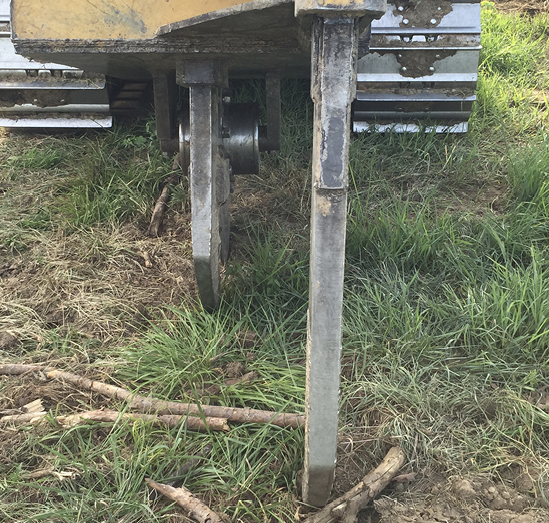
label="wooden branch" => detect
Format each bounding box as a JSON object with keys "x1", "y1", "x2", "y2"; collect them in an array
[
  {"x1": 0, "y1": 408, "x2": 228, "y2": 432},
  {"x1": 0, "y1": 398, "x2": 44, "y2": 417},
  {"x1": 0, "y1": 411, "x2": 47, "y2": 425},
  {"x1": 56, "y1": 409, "x2": 229, "y2": 432},
  {"x1": 0, "y1": 364, "x2": 304, "y2": 429},
  {"x1": 148, "y1": 173, "x2": 179, "y2": 237},
  {"x1": 0, "y1": 364, "x2": 43, "y2": 375},
  {"x1": 307, "y1": 447, "x2": 406, "y2": 523},
  {"x1": 145, "y1": 478, "x2": 223, "y2": 523}
]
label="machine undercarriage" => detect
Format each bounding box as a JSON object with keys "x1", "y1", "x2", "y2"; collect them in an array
[{"x1": 6, "y1": 0, "x2": 481, "y2": 507}]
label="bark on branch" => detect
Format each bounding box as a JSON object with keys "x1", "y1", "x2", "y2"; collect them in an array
[
  {"x1": 145, "y1": 478, "x2": 223, "y2": 523},
  {"x1": 57, "y1": 409, "x2": 229, "y2": 431},
  {"x1": 307, "y1": 447, "x2": 406, "y2": 523},
  {"x1": 0, "y1": 364, "x2": 304, "y2": 429},
  {"x1": 0, "y1": 408, "x2": 229, "y2": 432}
]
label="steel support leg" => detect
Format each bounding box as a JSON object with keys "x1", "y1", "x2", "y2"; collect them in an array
[
  {"x1": 185, "y1": 63, "x2": 231, "y2": 311},
  {"x1": 303, "y1": 16, "x2": 359, "y2": 508}
]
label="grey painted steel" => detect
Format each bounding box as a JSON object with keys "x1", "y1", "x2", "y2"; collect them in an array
[
  {"x1": 0, "y1": 5, "x2": 111, "y2": 128},
  {"x1": 259, "y1": 72, "x2": 281, "y2": 153},
  {"x1": 222, "y1": 103, "x2": 260, "y2": 175},
  {"x1": 0, "y1": 115, "x2": 112, "y2": 127},
  {"x1": 295, "y1": 0, "x2": 386, "y2": 16},
  {"x1": 371, "y1": 2, "x2": 480, "y2": 33},
  {"x1": 183, "y1": 62, "x2": 231, "y2": 311},
  {"x1": 178, "y1": 102, "x2": 259, "y2": 176},
  {"x1": 355, "y1": 1, "x2": 480, "y2": 133},
  {"x1": 153, "y1": 72, "x2": 179, "y2": 154},
  {"x1": 354, "y1": 121, "x2": 468, "y2": 132},
  {"x1": 303, "y1": 16, "x2": 358, "y2": 508}
]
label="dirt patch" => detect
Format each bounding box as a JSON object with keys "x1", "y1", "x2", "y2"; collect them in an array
[
  {"x1": 438, "y1": 182, "x2": 508, "y2": 217},
  {"x1": 0, "y1": 331, "x2": 19, "y2": 351},
  {"x1": 0, "y1": 216, "x2": 197, "y2": 350},
  {"x1": 371, "y1": 474, "x2": 547, "y2": 522},
  {"x1": 494, "y1": 0, "x2": 547, "y2": 15}
]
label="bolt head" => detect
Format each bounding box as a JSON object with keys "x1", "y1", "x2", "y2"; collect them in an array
[
  {"x1": 398, "y1": 54, "x2": 403, "y2": 59},
  {"x1": 397, "y1": 5, "x2": 404, "y2": 11},
  {"x1": 435, "y1": 54, "x2": 441, "y2": 59},
  {"x1": 429, "y1": 67, "x2": 435, "y2": 72},
  {"x1": 401, "y1": 67, "x2": 407, "y2": 72},
  {"x1": 403, "y1": 18, "x2": 409, "y2": 24},
  {"x1": 430, "y1": 18, "x2": 437, "y2": 24}
]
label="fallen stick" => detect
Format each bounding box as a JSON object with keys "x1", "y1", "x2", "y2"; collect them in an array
[
  {"x1": 148, "y1": 173, "x2": 179, "y2": 237},
  {"x1": 0, "y1": 411, "x2": 47, "y2": 425},
  {"x1": 307, "y1": 447, "x2": 406, "y2": 523},
  {"x1": 0, "y1": 408, "x2": 228, "y2": 432},
  {"x1": 0, "y1": 398, "x2": 44, "y2": 417},
  {"x1": 57, "y1": 409, "x2": 229, "y2": 432},
  {"x1": 0, "y1": 364, "x2": 304, "y2": 429},
  {"x1": 146, "y1": 478, "x2": 223, "y2": 523}
]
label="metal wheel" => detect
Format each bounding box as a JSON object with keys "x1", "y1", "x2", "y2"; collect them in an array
[{"x1": 187, "y1": 83, "x2": 231, "y2": 311}]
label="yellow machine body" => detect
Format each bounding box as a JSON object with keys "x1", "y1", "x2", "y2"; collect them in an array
[{"x1": 12, "y1": 0, "x2": 255, "y2": 40}]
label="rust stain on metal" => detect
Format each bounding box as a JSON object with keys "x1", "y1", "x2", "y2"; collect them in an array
[{"x1": 316, "y1": 194, "x2": 333, "y2": 217}]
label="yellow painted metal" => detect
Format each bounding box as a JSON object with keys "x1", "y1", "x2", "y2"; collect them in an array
[{"x1": 12, "y1": 0, "x2": 256, "y2": 40}]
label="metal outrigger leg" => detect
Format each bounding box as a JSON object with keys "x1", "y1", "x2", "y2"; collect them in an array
[{"x1": 302, "y1": 15, "x2": 360, "y2": 508}]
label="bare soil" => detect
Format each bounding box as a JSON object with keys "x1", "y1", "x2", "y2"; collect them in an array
[{"x1": 495, "y1": 0, "x2": 547, "y2": 14}]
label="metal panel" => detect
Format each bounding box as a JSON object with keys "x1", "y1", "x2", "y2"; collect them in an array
[
  {"x1": 12, "y1": 0, "x2": 288, "y2": 40},
  {"x1": 0, "y1": 0, "x2": 9, "y2": 21},
  {"x1": 371, "y1": 2, "x2": 481, "y2": 33},
  {"x1": 354, "y1": 121, "x2": 469, "y2": 132},
  {"x1": 355, "y1": 0, "x2": 480, "y2": 132},
  {"x1": 0, "y1": 114, "x2": 112, "y2": 128}
]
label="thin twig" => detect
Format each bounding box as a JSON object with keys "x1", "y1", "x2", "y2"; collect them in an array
[
  {"x1": 148, "y1": 173, "x2": 179, "y2": 237},
  {"x1": 145, "y1": 478, "x2": 223, "y2": 523}
]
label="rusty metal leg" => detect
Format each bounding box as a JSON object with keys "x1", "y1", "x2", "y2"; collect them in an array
[
  {"x1": 303, "y1": 16, "x2": 359, "y2": 508},
  {"x1": 184, "y1": 63, "x2": 231, "y2": 311}
]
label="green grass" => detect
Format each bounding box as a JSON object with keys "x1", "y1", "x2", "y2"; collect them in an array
[{"x1": 2, "y1": 4, "x2": 549, "y2": 522}]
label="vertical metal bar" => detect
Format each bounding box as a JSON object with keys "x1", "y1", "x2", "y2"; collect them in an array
[
  {"x1": 153, "y1": 72, "x2": 178, "y2": 154},
  {"x1": 266, "y1": 72, "x2": 281, "y2": 152},
  {"x1": 189, "y1": 83, "x2": 221, "y2": 311},
  {"x1": 303, "y1": 16, "x2": 359, "y2": 508}
]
